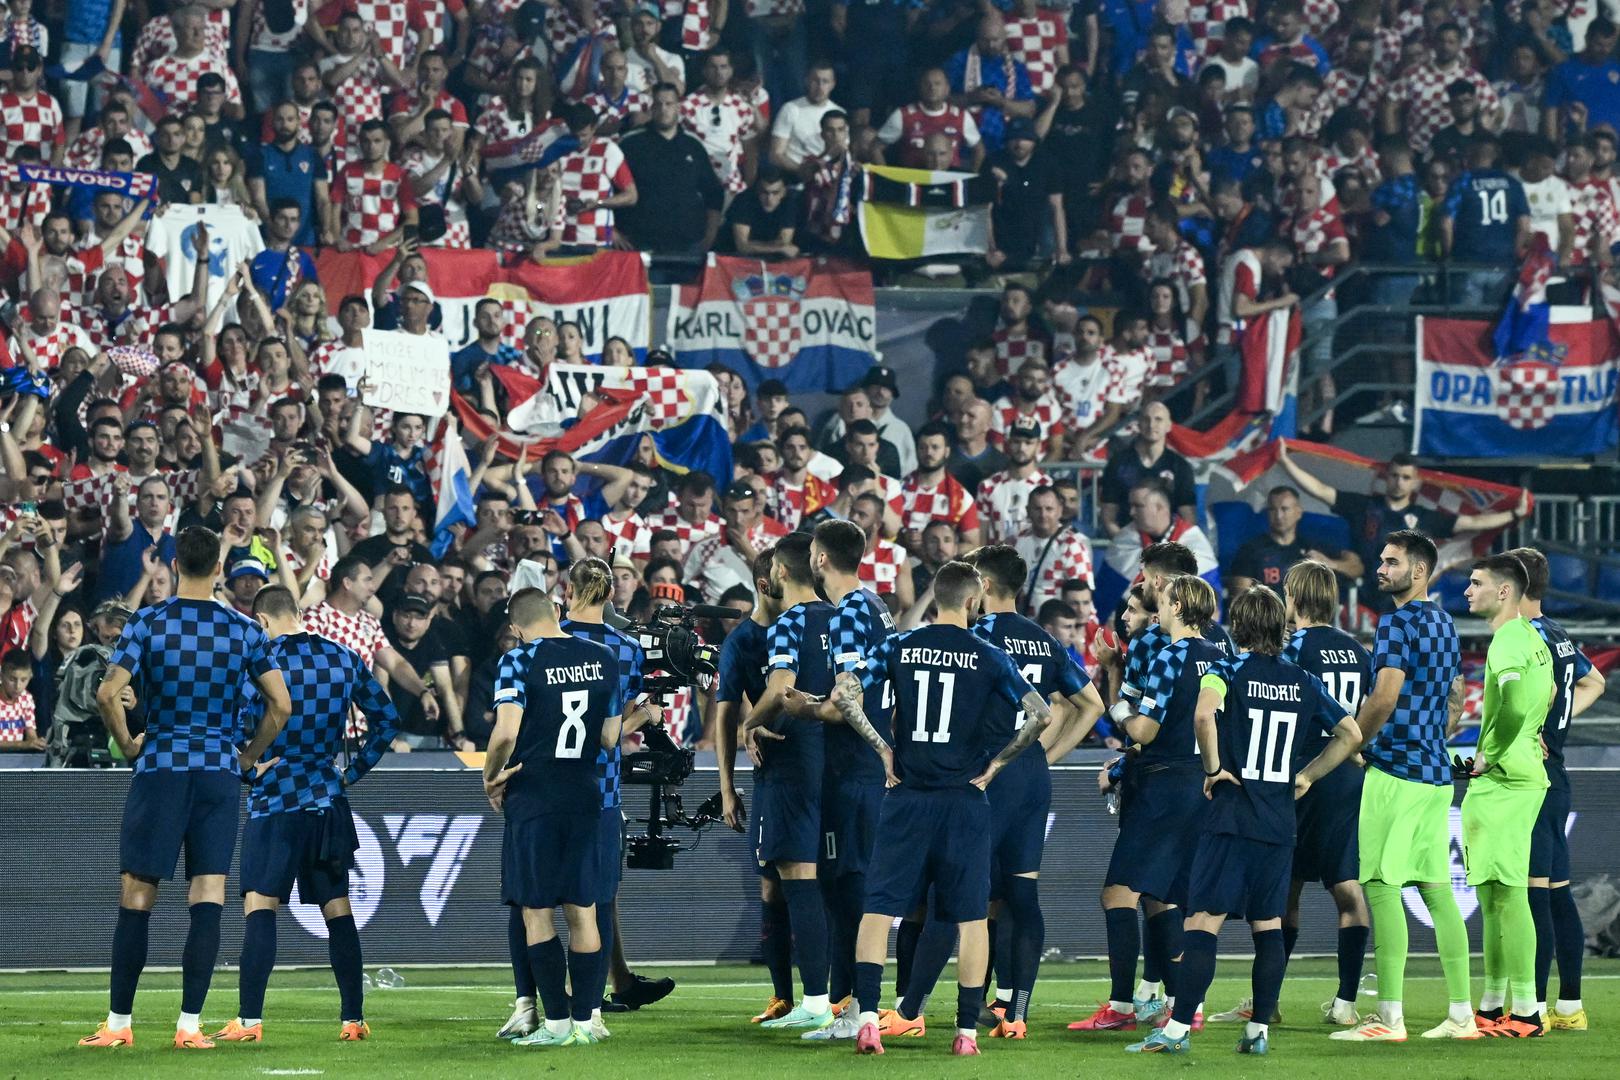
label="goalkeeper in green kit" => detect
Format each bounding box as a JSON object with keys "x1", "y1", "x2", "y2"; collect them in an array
[{"x1": 1461, "y1": 554, "x2": 1555, "y2": 1039}]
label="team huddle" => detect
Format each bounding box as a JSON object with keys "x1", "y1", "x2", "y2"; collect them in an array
[{"x1": 73, "y1": 519, "x2": 1601, "y2": 1058}]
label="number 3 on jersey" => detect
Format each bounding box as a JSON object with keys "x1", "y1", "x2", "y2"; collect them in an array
[
  {"x1": 911, "y1": 670, "x2": 957, "y2": 743},
  {"x1": 555, "y1": 689, "x2": 589, "y2": 759}
]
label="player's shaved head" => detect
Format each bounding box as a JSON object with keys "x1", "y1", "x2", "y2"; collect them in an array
[
  {"x1": 812, "y1": 519, "x2": 866, "y2": 574},
  {"x1": 965, "y1": 544, "x2": 1025, "y2": 599},
  {"x1": 1163, "y1": 575, "x2": 1216, "y2": 633},
  {"x1": 1228, "y1": 585, "x2": 1287, "y2": 655},
  {"x1": 932, "y1": 561, "x2": 984, "y2": 613},
  {"x1": 568, "y1": 557, "x2": 613, "y2": 606},
  {"x1": 1284, "y1": 559, "x2": 1339, "y2": 626},
  {"x1": 1473, "y1": 553, "x2": 1529, "y2": 598},
  {"x1": 508, "y1": 586, "x2": 556, "y2": 629},
  {"x1": 175, "y1": 525, "x2": 222, "y2": 579},
  {"x1": 1507, "y1": 546, "x2": 1549, "y2": 600},
  {"x1": 774, "y1": 532, "x2": 817, "y2": 587},
  {"x1": 252, "y1": 585, "x2": 300, "y2": 622}
]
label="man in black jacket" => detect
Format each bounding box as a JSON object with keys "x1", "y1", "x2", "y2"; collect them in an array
[{"x1": 617, "y1": 83, "x2": 725, "y2": 255}]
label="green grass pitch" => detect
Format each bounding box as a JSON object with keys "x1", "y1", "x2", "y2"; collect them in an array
[{"x1": 4, "y1": 957, "x2": 1616, "y2": 1078}]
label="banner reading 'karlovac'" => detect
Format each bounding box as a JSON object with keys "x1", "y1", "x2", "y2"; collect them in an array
[
  {"x1": 666, "y1": 255, "x2": 876, "y2": 392},
  {"x1": 1415, "y1": 312, "x2": 1619, "y2": 458}
]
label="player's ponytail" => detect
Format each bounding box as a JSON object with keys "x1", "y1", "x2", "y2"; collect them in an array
[{"x1": 569, "y1": 556, "x2": 614, "y2": 607}]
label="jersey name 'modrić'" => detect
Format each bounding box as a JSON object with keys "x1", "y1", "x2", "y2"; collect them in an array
[
  {"x1": 547, "y1": 661, "x2": 605, "y2": 685},
  {"x1": 901, "y1": 647, "x2": 981, "y2": 668},
  {"x1": 1245, "y1": 681, "x2": 1302, "y2": 703}
]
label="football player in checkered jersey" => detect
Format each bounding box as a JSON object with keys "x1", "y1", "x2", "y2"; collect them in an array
[
  {"x1": 976, "y1": 417, "x2": 1052, "y2": 544},
  {"x1": 212, "y1": 586, "x2": 400, "y2": 1045},
  {"x1": 80, "y1": 526, "x2": 292, "y2": 1051},
  {"x1": 1331, "y1": 530, "x2": 1476, "y2": 1043},
  {"x1": 770, "y1": 519, "x2": 899, "y2": 1041}
]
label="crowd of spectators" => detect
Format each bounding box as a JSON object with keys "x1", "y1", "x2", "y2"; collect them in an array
[{"x1": 0, "y1": 0, "x2": 1609, "y2": 756}]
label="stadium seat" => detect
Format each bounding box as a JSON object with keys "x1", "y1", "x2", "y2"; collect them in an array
[
  {"x1": 1544, "y1": 555, "x2": 1590, "y2": 617},
  {"x1": 1433, "y1": 570, "x2": 1471, "y2": 615}
]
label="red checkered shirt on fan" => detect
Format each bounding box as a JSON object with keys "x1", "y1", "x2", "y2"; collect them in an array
[
  {"x1": 0, "y1": 88, "x2": 65, "y2": 161},
  {"x1": 0, "y1": 688, "x2": 37, "y2": 745},
  {"x1": 858, "y1": 537, "x2": 907, "y2": 597},
  {"x1": 897, "y1": 472, "x2": 981, "y2": 537},
  {"x1": 642, "y1": 507, "x2": 725, "y2": 562},
  {"x1": 333, "y1": 159, "x2": 417, "y2": 248},
  {"x1": 976, "y1": 467, "x2": 1055, "y2": 545},
  {"x1": 555, "y1": 137, "x2": 635, "y2": 247}
]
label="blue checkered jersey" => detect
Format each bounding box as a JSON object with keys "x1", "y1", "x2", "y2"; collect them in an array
[
  {"x1": 717, "y1": 618, "x2": 771, "y2": 706},
  {"x1": 1200, "y1": 652, "x2": 1349, "y2": 845},
  {"x1": 109, "y1": 598, "x2": 278, "y2": 774},
  {"x1": 827, "y1": 587, "x2": 897, "y2": 785},
  {"x1": 1367, "y1": 599, "x2": 1460, "y2": 785},
  {"x1": 246, "y1": 634, "x2": 399, "y2": 818},
  {"x1": 860, "y1": 623, "x2": 1035, "y2": 790},
  {"x1": 1284, "y1": 626, "x2": 1372, "y2": 766},
  {"x1": 760, "y1": 601, "x2": 834, "y2": 784},
  {"x1": 1123, "y1": 621, "x2": 1232, "y2": 701},
  {"x1": 1532, "y1": 616, "x2": 1595, "y2": 791},
  {"x1": 494, "y1": 635, "x2": 622, "y2": 821},
  {"x1": 563, "y1": 619, "x2": 645, "y2": 811},
  {"x1": 974, "y1": 611, "x2": 1088, "y2": 786},
  {"x1": 1136, "y1": 636, "x2": 1227, "y2": 768}
]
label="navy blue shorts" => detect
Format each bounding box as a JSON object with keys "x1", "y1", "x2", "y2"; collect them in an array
[
  {"x1": 1293, "y1": 768, "x2": 1362, "y2": 885},
  {"x1": 1188, "y1": 833, "x2": 1293, "y2": 921},
  {"x1": 1530, "y1": 785, "x2": 1572, "y2": 882},
  {"x1": 755, "y1": 777, "x2": 822, "y2": 871},
  {"x1": 866, "y1": 787, "x2": 991, "y2": 924},
  {"x1": 120, "y1": 768, "x2": 241, "y2": 881},
  {"x1": 820, "y1": 776, "x2": 885, "y2": 879},
  {"x1": 989, "y1": 758, "x2": 1051, "y2": 889},
  {"x1": 1105, "y1": 765, "x2": 1203, "y2": 905},
  {"x1": 598, "y1": 806, "x2": 624, "y2": 905},
  {"x1": 502, "y1": 810, "x2": 600, "y2": 910},
  {"x1": 238, "y1": 806, "x2": 354, "y2": 906}
]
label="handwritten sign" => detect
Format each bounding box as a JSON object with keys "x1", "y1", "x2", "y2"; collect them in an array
[{"x1": 361, "y1": 330, "x2": 452, "y2": 418}]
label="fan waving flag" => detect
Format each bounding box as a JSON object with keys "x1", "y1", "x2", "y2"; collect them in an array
[
  {"x1": 451, "y1": 362, "x2": 731, "y2": 488},
  {"x1": 667, "y1": 255, "x2": 876, "y2": 392},
  {"x1": 1236, "y1": 304, "x2": 1302, "y2": 431},
  {"x1": 1492, "y1": 235, "x2": 1555, "y2": 360},
  {"x1": 1204, "y1": 439, "x2": 1528, "y2": 584},
  {"x1": 428, "y1": 420, "x2": 477, "y2": 559},
  {"x1": 1415, "y1": 308, "x2": 1619, "y2": 458}
]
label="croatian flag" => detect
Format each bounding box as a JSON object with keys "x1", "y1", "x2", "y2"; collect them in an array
[
  {"x1": 429, "y1": 422, "x2": 477, "y2": 558},
  {"x1": 1492, "y1": 235, "x2": 1555, "y2": 361}
]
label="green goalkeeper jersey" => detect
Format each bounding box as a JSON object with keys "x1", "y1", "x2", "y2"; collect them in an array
[{"x1": 1479, "y1": 617, "x2": 1554, "y2": 790}]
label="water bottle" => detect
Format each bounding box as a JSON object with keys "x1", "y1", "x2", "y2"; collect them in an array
[
  {"x1": 361, "y1": 973, "x2": 374, "y2": 994},
  {"x1": 1105, "y1": 789, "x2": 1120, "y2": 816},
  {"x1": 1359, "y1": 973, "x2": 1377, "y2": 998},
  {"x1": 375, "y1": 967, "x2": 405, "y2": 989}
]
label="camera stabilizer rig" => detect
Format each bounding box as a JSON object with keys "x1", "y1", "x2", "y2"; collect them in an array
[{"x1": 617, "y1": 601, "x2": 741, "y2": 870}]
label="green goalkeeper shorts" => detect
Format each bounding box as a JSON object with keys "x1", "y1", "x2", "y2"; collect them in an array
[
  {"x1": 1358, "y1": 766, "x2": 1455, "y2": 886},
  {"x1": 1461, "y1": 779, "x2": 1546, "y2": 888}
]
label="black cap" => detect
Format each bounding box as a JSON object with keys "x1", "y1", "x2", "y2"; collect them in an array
[
  {"x1": 1004, "y1": 117, "x2": 1038, "y2": 142},
  {"x1": 860, "y1": 365, "x2": 900, "y2": 397},
  {"x1": 197, "y1": 72, "x2": 228, "y2": 90},
  {"x1": 723, "y1": 480, "x2": 759, "y2": 502},
  {"x1": 757, "y1": 378, "x2": 789, "y2": 398},
  {"x1": 1008, "y1": 417, "x2": 1043, "y2": 441},
  {"x1": 397, "y1": 593, "x2": 434, "y2": 615},
  {"x1": 10, "y1": 45, "x2": 42, "y2": 69}
]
